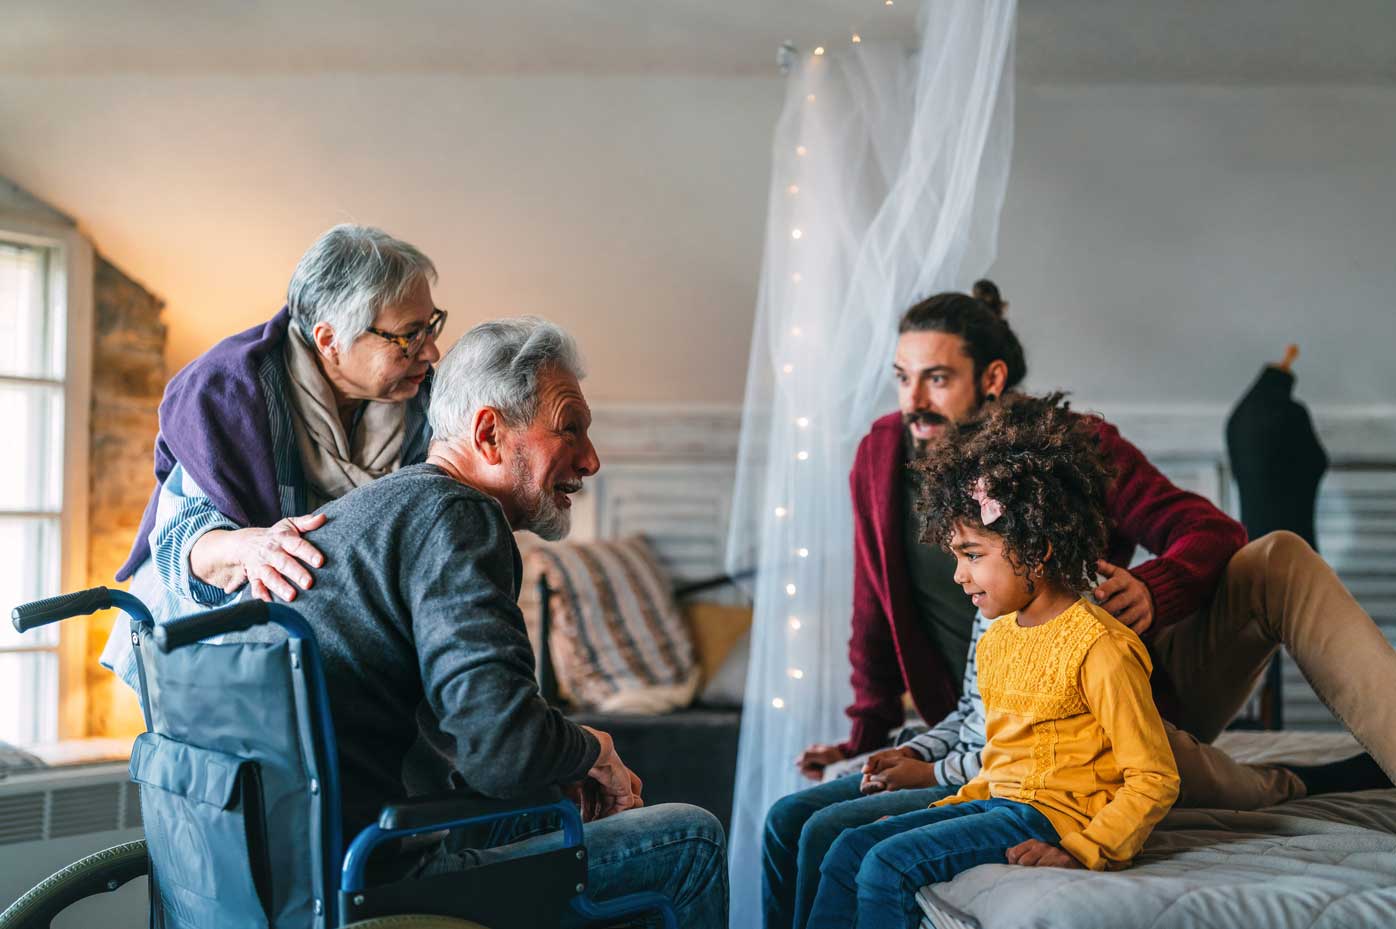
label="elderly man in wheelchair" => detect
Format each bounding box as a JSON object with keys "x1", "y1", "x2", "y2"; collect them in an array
[{"x1": 5, "y1": 317, "x2": 727, "y2": 929}]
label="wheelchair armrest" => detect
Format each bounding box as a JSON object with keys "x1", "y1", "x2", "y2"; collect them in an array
[{"x1": 377, "y1": 786, "x2": 564, "y2": 832}]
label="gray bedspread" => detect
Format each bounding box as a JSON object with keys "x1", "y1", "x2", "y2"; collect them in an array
[{"x1": 918, "y1": 732, "x2": 1396, "y2": 929}]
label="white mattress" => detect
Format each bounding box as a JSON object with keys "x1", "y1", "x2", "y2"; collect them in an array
[{"x1": 917, "y1": 730, "x2": 1396, "y2": 929}]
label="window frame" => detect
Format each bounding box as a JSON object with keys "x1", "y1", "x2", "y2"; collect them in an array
[{"x1": 0, "y1": 208, "x2": 93, "y2": 742}]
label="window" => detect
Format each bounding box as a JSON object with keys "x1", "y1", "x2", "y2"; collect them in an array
[{"x1": 0, "y1": 238, "x2": 66, "y2": 745}]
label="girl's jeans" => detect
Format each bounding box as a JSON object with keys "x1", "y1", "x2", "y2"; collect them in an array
[{"x1": 806, "y1": 797, "x2": 1058, "y2": 929}]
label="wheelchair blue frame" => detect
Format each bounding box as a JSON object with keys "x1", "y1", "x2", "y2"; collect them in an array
[
  {"x1": 341, "y1": 792, "x2": 678, "y2": 929},
  {"x1": 12, "y1": 589, "x2": 679, "y2": 929},
  {"x1": 88, "y1": 595, "x2": 345, "y2": 925},
  {"x1": 250, "y1": 604, "x2": 347, "y2": 926}
]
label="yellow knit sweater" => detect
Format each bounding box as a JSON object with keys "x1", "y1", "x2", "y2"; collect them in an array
[{"x1": 934, "y1": 598, "x2": 1180, "y2": 870}]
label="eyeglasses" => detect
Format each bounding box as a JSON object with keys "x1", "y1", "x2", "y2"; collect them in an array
[{"x1": 367, "y1": 308, "x2": 447, "y2": 358}]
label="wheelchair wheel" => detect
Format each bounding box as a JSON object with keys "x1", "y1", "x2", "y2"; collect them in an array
[
  {"x1": 0, "y1": 840, "x2": 148, "y2": 929},
  {"x1": 344, "y1": 918, "x2": 490, "y2": 928}
]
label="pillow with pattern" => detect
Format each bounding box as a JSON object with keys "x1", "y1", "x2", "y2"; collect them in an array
[{"x1": 527, "y1": 535, "x2": 699, "y2": 714}]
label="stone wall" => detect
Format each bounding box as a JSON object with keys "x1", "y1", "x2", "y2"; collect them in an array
[{"x1": 85, "y1": 255, "x2": 165, "y2": 738}]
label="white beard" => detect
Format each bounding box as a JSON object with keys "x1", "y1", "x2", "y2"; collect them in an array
[{"x1": 510, "y1": 453, "x2": 572, "y2": 541}]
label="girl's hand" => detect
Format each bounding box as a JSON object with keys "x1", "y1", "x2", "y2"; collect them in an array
[
  {"x1": 860, "y1": 749, "x2": 938, "y2": 794},
  {"x1": 862, "y1": 746, "x2": 918, "y2": 773},
  {"x1": 1006, "y1": 839, "x2": 1081, "y2": 868}
]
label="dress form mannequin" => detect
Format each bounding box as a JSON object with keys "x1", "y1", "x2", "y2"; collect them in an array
[
  {"x1": 1226, "y1": 344, "x2": 1329, "y2": 549},
  {"x1": 1225, "y1": 345, "x2": 1330, "y2": 730}
]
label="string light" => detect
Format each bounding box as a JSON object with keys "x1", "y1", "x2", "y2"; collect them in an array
[
  {"x1": 851, "y1": 33, "x2": 862, "y2": 44},
  {"x1": 885, "y1": 0, "x2": 894, "y2": 5},
  {"x1": 788, "y1": 617, "x2": 802, "y2": 630},
  {"x1": 796, "y1": 145, "x2": 808, "y2": 157},
  {"x1": 796, "y1": 450, "x2": 809, "y2": 461},
  {"x1": 797, "y1": 547, "x2": 810, "y2": 558},
  {"x1": 796, "y1": 416, "x2": 810, "y2": 428},
  {"x1": 785, "y1": 583, "x2": 797, "y2": 596},
  {"x1": 788, "y1": 183, "x2": 800, "y2": 195},
  {"x1": 791, "y1": 228, "x2": 803, "y2": 240},
  {"x1": 791, "y1": 272, "x2": 802, "y2": 283},
  {"x1": 782, "y1": 363, "x2": 794, "y2": 374},
  {"x1": 772, "y1": 697, "x2": 786, "y2": 709},
  {"x1": 814, "y1": 46, "x2": 825, "y2": 56},
  {"x1": 774, "y1": 505, "x2": 789, "y2": 518},
  {"x1": 788, "y1": 668, "x2": 805, "y2": 680},
  {"x1": 807, "y1": 93, "x2": 817, "y2": 103},
  {"x1": 791, "y1": 326, "x2": 803, "y2": 337}
]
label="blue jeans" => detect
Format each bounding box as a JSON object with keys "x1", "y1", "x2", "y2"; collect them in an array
[
  {"x1": 806, "y1": 798, "x2": 1058, "y2": 929},
  {"x1": 762, "y1": 774, "x2": 954, "y2": 929},
  {"x1": 809, "y1": 799, "x2": 1055, "y2": 927},
  {"x1": 414, "y1": 802, "x2": 728, "y2": 929}
]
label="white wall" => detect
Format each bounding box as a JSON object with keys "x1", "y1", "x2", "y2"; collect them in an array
[
  {"x1": 998, "y1": 83, "x2": 1396, "y2": 410},
  {"x1": 2, "y1": 74, "x2": 1392, "y2": 409},
  {"x1": 0, "y1": 74, "x2": 781, "y2": 404}
]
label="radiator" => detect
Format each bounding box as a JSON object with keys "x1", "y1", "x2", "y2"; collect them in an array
[{"x1": 0, "y1": 762, "x2": 146, "y2": 927}]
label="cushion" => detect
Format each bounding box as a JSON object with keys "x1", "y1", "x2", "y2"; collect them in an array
[
  {"x1": 527, "y1": 535, "x2": 699, "y2": 714},
  {"x1": 683, "y1": 601, "x2": 753, "y2": 687},
  {"x1": 698, "y1": 632, "x2": 749, "y2": 708}
]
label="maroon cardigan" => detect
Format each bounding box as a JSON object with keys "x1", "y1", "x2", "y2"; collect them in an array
[{"x1": 839, "y1": 411, "x2": 1248, "y2": 756}]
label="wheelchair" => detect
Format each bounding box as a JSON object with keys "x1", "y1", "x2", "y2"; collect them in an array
[{"x1": 2, "y1": 588, "x2": 678, "y2": 929}]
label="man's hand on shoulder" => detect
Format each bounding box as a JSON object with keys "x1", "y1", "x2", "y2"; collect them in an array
[
  {"x1": 1094, "y1": 560, "x2": 1155, "y2": 635},
  {"x1": 860, "y1": 746, "x2": 937, "y2": 794},
  {"x1": 795, "y1": 743, "x2": 847, "y2": 781}
]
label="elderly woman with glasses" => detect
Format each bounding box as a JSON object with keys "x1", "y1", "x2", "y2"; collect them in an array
[{"x1": 102, "y1": 224, "x2": 448, "y2": 690}]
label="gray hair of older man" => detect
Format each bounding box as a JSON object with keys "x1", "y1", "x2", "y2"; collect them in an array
[
  {"x1": 428, "y1": 317, "x2": 586, "y2": 442},
  {"x1": 286, "y1": 224, "x2": 438, "y2": 348}
]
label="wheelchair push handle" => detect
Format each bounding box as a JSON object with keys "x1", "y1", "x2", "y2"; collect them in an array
[
  {"x1": 12, "y1": 586, "x2": 113, "y2": 633},
  {"x1": 155, "y1": 600, "x2": 273, "y2": 652}
]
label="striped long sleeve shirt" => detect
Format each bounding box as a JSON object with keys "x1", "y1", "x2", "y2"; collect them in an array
[{"x1": 898, "y1": 612, "x2": 992, "y2": 786}]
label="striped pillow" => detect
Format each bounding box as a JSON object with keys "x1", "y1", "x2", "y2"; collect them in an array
[{"x1": 528, "y1": 535, "x2": 699, "y2": 713}]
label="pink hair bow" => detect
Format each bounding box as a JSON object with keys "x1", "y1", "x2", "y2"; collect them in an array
[{"x1": 971, "y1": 478, "x2": 1004, "y2": 526}]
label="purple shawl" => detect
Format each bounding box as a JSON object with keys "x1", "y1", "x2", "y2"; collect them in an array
[{"x1": 117, "y1": 310, "x2": 292, "y2": 580}]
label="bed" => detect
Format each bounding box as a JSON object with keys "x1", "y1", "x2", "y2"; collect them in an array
[{"x1": 917, "y1": 731, "x2": 1396, "y2": 929}]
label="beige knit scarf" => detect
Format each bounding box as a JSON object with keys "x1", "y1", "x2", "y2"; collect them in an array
[{"x1": 282, "y1": 326, "x2": 406, "y2": 508}]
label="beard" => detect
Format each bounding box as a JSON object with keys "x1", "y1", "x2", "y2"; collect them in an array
[
  {"x1": 902, "y1": 385, "x2": 992, "y2": 458},
  {"x1": 509, "y1": 452, "x2": 573, "y2": 541},
  {"x1": 901, "y1": 409, "x2": 950, "y2": 459}
]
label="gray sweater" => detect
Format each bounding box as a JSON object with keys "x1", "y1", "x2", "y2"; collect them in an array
[{"x1": 275, "y1": 463, "x2": 599, "y2": 838}]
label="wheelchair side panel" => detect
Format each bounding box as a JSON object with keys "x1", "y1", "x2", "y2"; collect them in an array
[
  {"x1": 129, "y1": 732, "x2": 271, "y2": 929},
  {"x1": 137, "y1": 628, "x2": 324, "y2": 928}
]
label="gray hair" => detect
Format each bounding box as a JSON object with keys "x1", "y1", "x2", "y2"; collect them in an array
[
  {"x1": 286, "y1": 224, "x2": 438, "y2": 347},
  {"x1": 428, "y1": 316, "x2": 586, "y2": 441}
]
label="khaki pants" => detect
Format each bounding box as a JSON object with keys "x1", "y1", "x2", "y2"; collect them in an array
[
  {"x1": 1165, "y1": 724, "x2": 1303, "y2": 809},
  {"x1": 1151, "y1": 531, "x2": 1396, "y2": 808}
]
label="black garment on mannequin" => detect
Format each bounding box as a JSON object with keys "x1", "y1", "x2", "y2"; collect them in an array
[{"x1": 1225, "y1": 366, "x2": 1329, "y2": 549}]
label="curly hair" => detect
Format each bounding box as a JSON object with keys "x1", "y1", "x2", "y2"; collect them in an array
[{"x1": 912, "y1": 392, "x2": 1114, "y2": 594}]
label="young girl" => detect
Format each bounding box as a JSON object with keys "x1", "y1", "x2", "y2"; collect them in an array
[{"x1": 806, "y1": 393, "x2": 1180, "y2": 929}]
